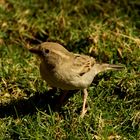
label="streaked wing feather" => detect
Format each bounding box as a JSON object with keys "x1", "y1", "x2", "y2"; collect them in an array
[{"x1": 72, "y1": 54, "x2": 96, "y2": 76}]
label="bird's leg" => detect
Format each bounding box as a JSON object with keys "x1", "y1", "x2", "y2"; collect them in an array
[
  {"x1": 55, "y1": 90, "x2": 78, "y2": 111},
  {"x1": 58, "y1": 90, "x2": 68, "y2": 106},
  {"x1": 53, "y1": 90, "x2": 68, "y2": 111},
  {"x1": 80, "y1": 88, "x2": 88, "y2": 118}
]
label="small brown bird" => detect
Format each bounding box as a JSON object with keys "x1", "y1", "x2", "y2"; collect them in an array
[{"x1": 29, "y1": 42, "x2": 124, "y2": 117}]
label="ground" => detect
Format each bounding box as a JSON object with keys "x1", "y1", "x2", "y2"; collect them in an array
[{"x1": 0, "y1": 0, "x2": 140, "y2": 139}]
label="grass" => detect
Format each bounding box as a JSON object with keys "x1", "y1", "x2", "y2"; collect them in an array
[{"x1": 0, "y1": 0, "x2": 140, "y2": 139}]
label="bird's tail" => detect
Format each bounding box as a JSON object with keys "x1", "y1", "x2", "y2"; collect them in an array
[
  {"x1": 95, "y1": 63, "x2": 124, "y2": 73},
  {"x1": 105, "y1": 64, "x2": 124, "y2": 70}
]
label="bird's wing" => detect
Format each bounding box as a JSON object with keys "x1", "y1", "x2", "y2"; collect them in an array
[{"x1": 71, "y1": 54, "x2": 96, "y2": 76}]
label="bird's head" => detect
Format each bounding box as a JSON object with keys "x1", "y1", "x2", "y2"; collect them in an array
[{"x1": 29, "y1": 42, "x2": 71, "y2": 65}]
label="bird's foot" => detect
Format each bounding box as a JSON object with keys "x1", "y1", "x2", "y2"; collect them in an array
[{"x1": 80, "y1": 108, "x2": 87, "y2": 118}]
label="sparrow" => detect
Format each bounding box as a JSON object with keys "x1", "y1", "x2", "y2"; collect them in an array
[{"x1": 29, "y1": 42, "x2": 124, "y2": 117}]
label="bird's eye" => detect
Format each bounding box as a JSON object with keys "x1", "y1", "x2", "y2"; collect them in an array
[
  {"x1": 42, "y1": 49, "x2": 50, "y2": 56},
  {"x1": 45, "y1": 49, "x2": 49, "y2": 54}
]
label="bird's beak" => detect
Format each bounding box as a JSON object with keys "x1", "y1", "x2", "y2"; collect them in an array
[{"x1": 29, "y1": 47, "x2": 42, "y2": 55}]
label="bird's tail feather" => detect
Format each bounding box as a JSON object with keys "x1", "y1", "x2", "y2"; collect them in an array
[
  {"x1": 107, "y1": 64, "x2": 124, "y2": 70},
  {"x1": 96, "y1": 63, "x2": 124, "y2": 73}
]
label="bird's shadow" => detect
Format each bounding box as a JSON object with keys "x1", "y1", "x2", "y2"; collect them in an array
[
  {"x1": 0, "y1": 89, "x2": 77, "y2": 118},
  {"x1": 0, "y1": 74, "x2": 125, "y2": 119}
]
